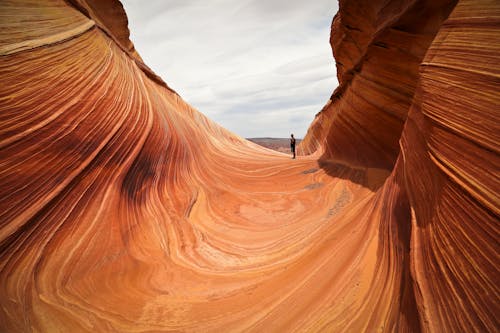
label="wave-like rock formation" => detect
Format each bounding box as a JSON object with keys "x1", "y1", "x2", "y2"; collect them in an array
[{"x1": 1, "y1": 0, "x2": 498, "y2": 332}]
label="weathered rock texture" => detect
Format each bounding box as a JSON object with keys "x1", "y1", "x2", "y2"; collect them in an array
[{"x1": 0, "y1": 0, "x2": 498, "y2": 332}]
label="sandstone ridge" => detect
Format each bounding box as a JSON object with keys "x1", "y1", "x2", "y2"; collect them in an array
[{"x1": 0, "y1": 0, "x2": 498, "y2": 332}]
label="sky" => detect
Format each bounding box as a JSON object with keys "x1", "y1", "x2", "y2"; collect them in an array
[{"x1": 121, "y1": 0, "x2": 338, "y2": 138}]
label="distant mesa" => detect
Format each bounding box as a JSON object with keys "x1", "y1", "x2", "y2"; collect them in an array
[{"x1": 247, "y1": 137, "x2": 302, "y2": 153}]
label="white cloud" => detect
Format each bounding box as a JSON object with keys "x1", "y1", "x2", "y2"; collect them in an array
[{"x1": 121, "y1": 0, "x2": 338, "y2": 138}]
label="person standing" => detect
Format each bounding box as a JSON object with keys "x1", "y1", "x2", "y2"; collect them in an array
[{"x1": 290, "y1": 134, "x2": 296, "y2": 159}]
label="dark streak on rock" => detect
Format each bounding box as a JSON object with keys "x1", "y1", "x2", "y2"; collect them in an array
[
  {"x1": 302, "y1": 168, "x2": 319, "y2": 174},
  {"x1": 304, "y1": 182, "x2": 324, "y2": 190},
  {"x1": 344, "y1": 24, "x2": 362, "y2": 32},
  {"x1": 374, "y1": 41, "x2": 389, "y2": 49}
]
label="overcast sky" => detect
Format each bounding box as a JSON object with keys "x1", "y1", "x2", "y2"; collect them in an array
[{"x1": 121, "y1": 0, "x2": 338, "y2": 138}]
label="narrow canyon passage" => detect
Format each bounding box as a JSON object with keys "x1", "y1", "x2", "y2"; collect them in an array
[
  {"x1": 0, "y1": 21, "x2": 400, "y2": 328},
  {"x1": 70, "y1": 150, "x2": 399, "y2": 332},
  {"x1": 1, "y1": 0, "x2": 498, "y2": 332},
  {"x1": 151, "y1": 153, "x2": 394, "y2": 332},
  {"x1": 176, "y1": 152, "x2": 397, "y2": 329}
]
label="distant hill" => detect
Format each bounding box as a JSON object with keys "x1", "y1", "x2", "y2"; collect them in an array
[{"x1": 247, "y1": 137, "x2": 302, "y2": 153}]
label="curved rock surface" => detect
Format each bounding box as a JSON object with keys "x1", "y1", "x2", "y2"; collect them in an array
[{"x1": 0, "y1": 0, "x2": 498, "y2": 332}]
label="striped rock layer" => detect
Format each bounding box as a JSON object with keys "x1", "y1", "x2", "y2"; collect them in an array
[{"x1": 0, "y1": 0, "x2": 498, "y2": 332}]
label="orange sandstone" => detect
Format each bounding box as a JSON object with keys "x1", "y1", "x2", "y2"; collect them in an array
[{"x1": 0, "y1": 0, "x2": 498, "y2": 332}]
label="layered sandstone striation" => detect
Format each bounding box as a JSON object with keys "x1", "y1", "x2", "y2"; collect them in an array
[
  {"x1": 300, "y1": 0, "x2": 458, "y2": 169},
  {"x1": 0, "y1": 0, "x2": 498, "y2": 332}
]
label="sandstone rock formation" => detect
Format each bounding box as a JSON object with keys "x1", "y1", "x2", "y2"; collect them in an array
[{"x1": 0, "y1": 0, "x2": 498, "y2": 332}]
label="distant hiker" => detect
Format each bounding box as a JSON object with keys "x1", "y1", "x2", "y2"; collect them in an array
[{"x1": 290, "y1": 134, "x2": 296, "y2": 159}]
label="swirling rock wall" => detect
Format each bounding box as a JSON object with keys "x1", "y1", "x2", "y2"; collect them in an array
[
  {"x1": 0, "y1": 0, "x2": 498, "y2": 332},
  {"x1": 400, "y1": 1, "x2": 500, "y2": 330},
  {"x1": 300, "y1": 0, "x2": 458, "y2": 170},
  {"x1": 302, "y1": 0, "x2": 499, "y2": 331}
]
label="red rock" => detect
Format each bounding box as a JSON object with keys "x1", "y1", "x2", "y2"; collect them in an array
[{"x1": 0, "y1": 0, "x2": 498, "y2": 332}]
